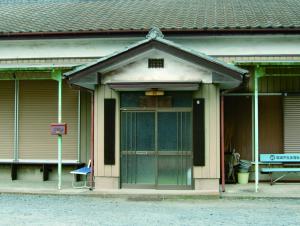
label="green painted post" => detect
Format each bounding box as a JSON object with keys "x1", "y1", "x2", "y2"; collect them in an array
[
  {"x1": 58, "y1": 76, "x2": 62, "y2": 189},
  {"x1": 58, "y1": 73, "x2": 62, "y2": 190},
  {"x1": 14, "y1": 80, "x2": 19, "y2": 161},
  {"x1": 254, "y1": 72, "x2": 259, "y2": 192},
  {"x1": 51, "y1": 69, "x2": 63, "y2": 190}
]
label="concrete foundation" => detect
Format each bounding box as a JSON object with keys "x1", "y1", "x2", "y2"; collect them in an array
[
  {"x1": 0, "y1": 165, "x2": 11, "y2": 180},
  {"x1": 0, "y1": 164, "x2": 76, "y2": 182},
  {"x1": 94, "y1": 176, "x2": 119, "y2": 190},
  {"x1": 194, "y1": 178, "x2": 219, "y2": 192}
]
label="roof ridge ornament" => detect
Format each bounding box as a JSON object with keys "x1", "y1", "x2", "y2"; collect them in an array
[{"x1": 146, "y1": 27, "x2": 164, "y2": 39}]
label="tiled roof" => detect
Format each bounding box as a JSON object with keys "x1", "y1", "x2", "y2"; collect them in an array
[{"x1": 0, "y1": 0, "x2": 300, "y2": 35}]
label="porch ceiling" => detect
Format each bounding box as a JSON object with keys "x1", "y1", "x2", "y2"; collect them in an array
[
  {"x1": 107, "y1": 81, "x2": 199, "y2": 91},
  {"x1": 0, "y1": 64, "x2": 76, "y2": 81}
]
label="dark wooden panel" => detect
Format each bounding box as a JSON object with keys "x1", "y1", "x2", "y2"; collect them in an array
[
  {"x1": 224, "y1": 96, "x2": 252, "y2": 160},
  {"x1": 224, "y1": 96, "x2": 283, "y2": 161},
  {"x1": 259, "y1": 96, "x2": 283, "y2": 154},
  {"x1": 250, "y1": 75, "x2": 300, "y2": 93},
  {"x1": 104, "y1": 99, "x2": 116, "y2": 165},
  {"x1": 193, "y1": 99, "x2": 205, "y2": 166}
]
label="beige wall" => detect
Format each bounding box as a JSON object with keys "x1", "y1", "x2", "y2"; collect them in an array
[
  {"x1": 193, "y1": 84, "x2": 220, "y2": 180},
  {"x1": 94, "y1": 85, "x2": 120, "y2": 180},
  {"x1": 102, "y1": 50, "x2": 212, "y2": 84}
]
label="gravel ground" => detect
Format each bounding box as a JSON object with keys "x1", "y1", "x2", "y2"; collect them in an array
[{"x1": 0, "y1": 194, "x2": 299, "y2": 226}]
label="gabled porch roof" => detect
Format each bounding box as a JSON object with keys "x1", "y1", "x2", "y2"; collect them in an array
[{"x1": 64, "y1": 28, "x2": 248, "y2": 90}]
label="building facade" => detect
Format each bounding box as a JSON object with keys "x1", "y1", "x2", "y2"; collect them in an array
[{"x1": 0, "y1": 0, "x2": 300, "y2": 192}]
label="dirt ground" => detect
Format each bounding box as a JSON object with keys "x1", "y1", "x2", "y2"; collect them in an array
[{"x1": 0, "y1": 194, "x2": 299, "y2": 226}]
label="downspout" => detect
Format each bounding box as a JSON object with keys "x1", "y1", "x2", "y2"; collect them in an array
[
  {"x1": 58, "y1": 74, "x2": 63, "y2": 190},
  {"x1": 254, "y1": 72, "x2": 259, "y2": 192},
  {"x1": 220, "y1": 95, "x2": 225, "y2": 192}
]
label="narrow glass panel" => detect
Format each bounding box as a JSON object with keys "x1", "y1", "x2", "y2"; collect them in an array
[
  {"x1": 157, "y1": 155, "x2": 192, "y2": 186},
  {"x1": 121, "y1": 112, "x2": 136, "y2": 152},
  {"x1": 157, "y1": 155, "x2": 178, "y2": 185},
  {"x1": 181, "y1": 156, "x2": 193, "y2": 186},
  {"x1": 136, "y1": 155, "x2": 156, "y2": 184},
  {"x1": 121, "y1": 154, "x2": 136, "y2": 184},
  {"x1": 121, "y1": 154, "x2": 128, "y2": 183},
  {"x1": 121, "y1": 112, "x2": 128, "y2": 152},
  {"x1": 122, "y1": 154, "x2": 156, "y2": 185},
  {"x1": 136, "y1": 112, "x2": 155, "y2": 151},
  {"x1": 165, "y1": 91, "x2": 193, "y2": 107},
  {"x1": 158, "y1": 112, "x2": 178, "y2": 151},
  {"x1": 120, "y1": 92, "x2": 144, "y2": 108},
  {"x1": 121, "y1": 112, "x2": 155, "y2": 152},
  {"x1": 182, "y1": 112, "x2": 192, "y2": 151}
]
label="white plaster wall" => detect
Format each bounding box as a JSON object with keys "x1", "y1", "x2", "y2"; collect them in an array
[
  {"x1": 101, "y1": 50, "x2": 212, "y2": 84},
  {"x1": 0, "y1": 38, "x2": 137, "y2": 59},
  {"x1": 172, "y1": 35, "x2": 300, "y2": 56},
  {"x1": 0, "y1": 35, "x2": 300, "y2": 59}
]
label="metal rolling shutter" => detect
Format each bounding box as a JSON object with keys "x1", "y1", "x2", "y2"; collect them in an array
[
  {"x1": 0, "y1": 81, "x2": 14, "y2": 159},
  {"x1": 284, "y1": 96, "x2": 300, "y2": 153},
  {"x1": 19, "y1": 80, "x2": 78, "y2": 160}
]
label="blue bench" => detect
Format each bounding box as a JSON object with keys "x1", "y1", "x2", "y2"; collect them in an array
[
  {"x1": 260, "y1": 154, "x2": 300, "y2": 185},
  {"x1": 70, "y1": 160, "x2": 92, "y2": 189}
]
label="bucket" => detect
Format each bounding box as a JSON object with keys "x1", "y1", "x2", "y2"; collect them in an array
[{"x1": 237, "y1": 172, "x2": 249, "y2": 184}]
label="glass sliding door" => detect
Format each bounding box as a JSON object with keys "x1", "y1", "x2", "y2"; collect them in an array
[
  {"x1": 120, "y1": 92, "x2": 193, "y2": 189},
  {"x1": 121, "y1": 111, "x2": 156, "y2": 187},
  {"x1": 157, "y1": 111, "x2": 192, "y2": 188}
]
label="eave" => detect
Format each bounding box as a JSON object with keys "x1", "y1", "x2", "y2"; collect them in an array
[{"x1": 1, "y1": 28, "x2": 300, "y2": 40}]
